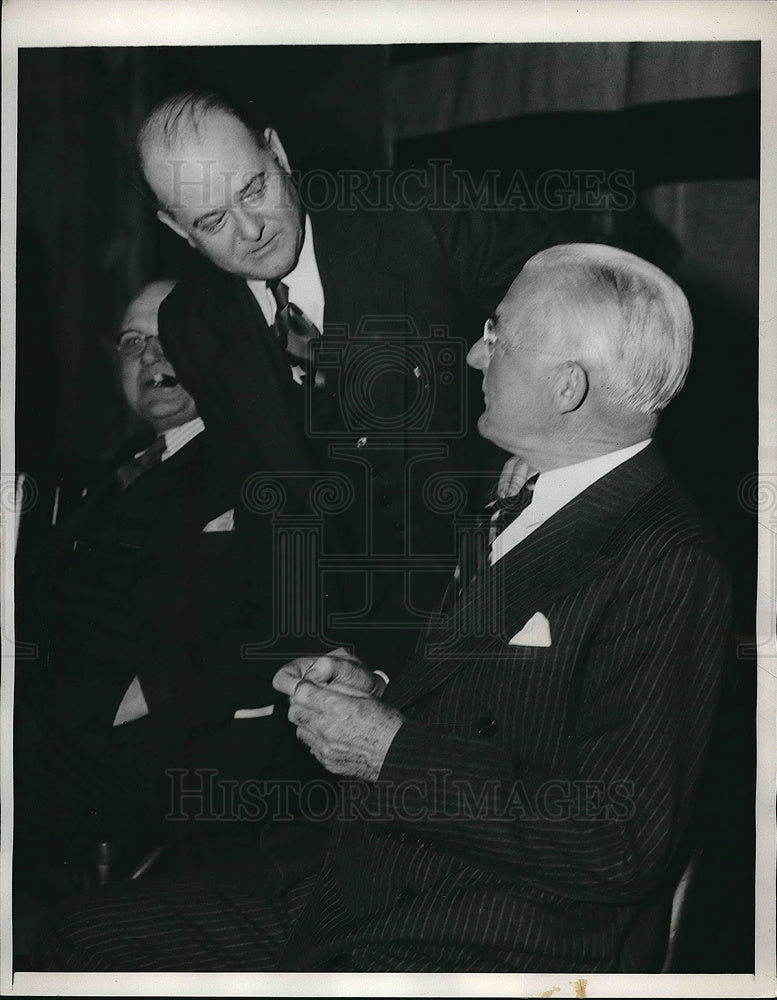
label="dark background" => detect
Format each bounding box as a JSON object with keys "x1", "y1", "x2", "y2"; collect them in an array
[{"x1": 15, "y1": 42, "x2": 759, "y2": 971}]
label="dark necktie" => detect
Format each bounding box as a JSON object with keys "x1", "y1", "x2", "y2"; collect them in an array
[
  {"x1": 115, "y1": 435, "x2": 166, "y2": 491},
  {"x1": 454, "y1": 473, "x2": 539, "y2": 599},
  {"x1": 269, "y1": 280, "x2": 324, "y2": 384},
  {"x1": 488, "y1": 473, "x2": 539, "y2": 544}
]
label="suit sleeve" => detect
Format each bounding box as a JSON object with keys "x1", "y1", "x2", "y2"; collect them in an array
[
  {"x1": 377, "y1": 542, "x2": 732, "y2": 902},
  {"x1": 418, "y1": 164, "x2": 588, "y2": 313}
]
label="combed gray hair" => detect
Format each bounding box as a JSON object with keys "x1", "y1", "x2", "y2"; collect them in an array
[
  {"x1": 137, "y1": 91, "x2": 243, "y2": 162},
  {"x1": 523, "y1": 243, "x2": 693, "y2": 414},
  {"x1": 136, "y1": 91, "x2": 258, "y2": 209}
]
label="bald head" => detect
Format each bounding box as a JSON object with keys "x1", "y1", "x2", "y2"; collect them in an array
[
  {"x1": 137, "y1": 92, "x2": 304, "y2": 281},
  {"x1": 117, "y1": 280, "x2": 198, "y2": 433}
]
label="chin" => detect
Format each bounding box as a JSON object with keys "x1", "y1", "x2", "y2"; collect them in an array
[
  {"x1": 477, "y1": 413, "x2": 495, "y2": 441},
  {"x1": 243, "y1": 251, "x2": 295, "y2": 282},
  {"x1": 477, "y1": 416, "x2": 513, "y2": 454}
]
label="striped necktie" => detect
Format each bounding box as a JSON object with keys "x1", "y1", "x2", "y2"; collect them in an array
[
  {"x1": 487, "y1": 473, "x2": 539, "y2": 544},
  {"x1": 269, "y1": 280, "x2": 324, "y2": 384},
  {"x1": 453, "y1": 473, "x2": 539, "y2": 600}
]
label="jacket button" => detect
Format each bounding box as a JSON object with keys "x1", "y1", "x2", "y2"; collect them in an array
[
  {"x1": 477, "y1": 714, "x2": 497, "y2": 738},
  {"x1": 396, "y1": 887, "x2": 418, "y2": 904}
]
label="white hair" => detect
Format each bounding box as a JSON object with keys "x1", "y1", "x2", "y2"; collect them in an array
[{"x1": 523, "y1": 243, "x2": 693, "y2": 414}]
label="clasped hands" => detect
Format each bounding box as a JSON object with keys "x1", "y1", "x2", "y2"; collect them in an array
[{"x1": 272, "y1": 648, "x2": 405, "y2": 782}]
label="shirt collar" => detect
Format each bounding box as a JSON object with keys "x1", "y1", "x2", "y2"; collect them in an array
[
  {"x1": 246, "y1": 215, "x2": 324, "y2": 330},
  {"x1": 489, "y1": 439, "x2": 652, "y2": 565},
  {"x1": 524, "y1": 439, "x2": 652, "y2": 526},
  {"x1": 159, "y1": 416, "x2": 205, "y2": 461}
]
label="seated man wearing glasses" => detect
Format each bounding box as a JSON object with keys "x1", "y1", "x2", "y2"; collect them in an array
[{"x1": 14, "y1": 280, "x2": 308, "y2": 879}]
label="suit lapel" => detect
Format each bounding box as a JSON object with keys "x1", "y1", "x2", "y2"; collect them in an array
[
  {"x1": 311, "y1": 204, "x2": 402, "y2": 328},
  {"x1": 189, "y1": 270, "x2": 326, "y2": 520},
  {"x1": 48, "y1": 432, "x2": 157, "y2": 558},
  {"x1": 388, "y1": 444, "x2": 669, "y2": 709}
]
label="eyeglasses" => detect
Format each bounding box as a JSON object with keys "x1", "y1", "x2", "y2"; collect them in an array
[
  {"x1": 482, "y1": 318, "x2": 498, "y2": 360},
  {"x1": 116, "y1": 331, "x2": 159, "y2": 358}
]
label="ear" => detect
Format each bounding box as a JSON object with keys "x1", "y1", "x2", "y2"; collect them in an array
[
  {"x1": 263, "y1": 127, "x2": 292, "y2": 174},
  {"x1": 157, "y1": 209, "x2": 197, "y2": 248},
  {"x1": 554, "y1": 360, "x2": 589, "y2": 413}
]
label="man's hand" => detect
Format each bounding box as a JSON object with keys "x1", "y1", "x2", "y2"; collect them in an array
[
  {"x1": 273, "y1": 647, "x2": 386, "y2": 700},
  {"x1": 287, "y1": 681, "x2": 405, "y2": 781}
]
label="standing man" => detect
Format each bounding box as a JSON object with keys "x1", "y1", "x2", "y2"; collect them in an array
[
  {"x1": 135, "y1": 90, "x2": 569, "y2": 677},
  {"x1": 35, "y1": 245, "x2": 732, "y2": 973}
]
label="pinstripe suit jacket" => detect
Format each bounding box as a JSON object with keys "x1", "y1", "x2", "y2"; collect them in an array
[{"x1": 281, "y1": 443, "x2": 732, "y2": 972}]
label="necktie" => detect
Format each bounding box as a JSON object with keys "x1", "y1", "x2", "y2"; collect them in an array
[
  {"x1": 453, "y1": 472, "x2": 538, "y2": 600},
  {"x1": 116, "y1": 435, "x2": 166, "y2": 491},
  {"x1": 488, "y1": 473, "x2": 539, "y2": 544},
  {"x1": 269, "y1": 280, "x2": 324, "y2": 384}
]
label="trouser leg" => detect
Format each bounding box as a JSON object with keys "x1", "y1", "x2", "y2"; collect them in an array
[{"x1": 32, "y1": 869, "x2": 317, "y2": 972}]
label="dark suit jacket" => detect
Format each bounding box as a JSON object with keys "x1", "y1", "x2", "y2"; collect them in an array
[
  {"x1": 14, "y1": 430, "x2": 298, "y2": 841},
  {"x1": 158, "y1": 180, "x2": 568, "y2": 676},
  {"x1": 278, "y1": 445, "x2": 732, "y2": 972},
  {"x1": 41, "y1": 432, "x2": 253, "y2": 727}
]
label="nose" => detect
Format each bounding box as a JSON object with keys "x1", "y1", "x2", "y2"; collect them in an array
[
  {"x1": 234, "y1": 205, "x2": 264, "y2": 242},
  {"x1": 467, "y1": 337, "x2": 488, "y2": 371},
  {"x1": 139, "y1": 334, "x2": 164, "y2": 364}
]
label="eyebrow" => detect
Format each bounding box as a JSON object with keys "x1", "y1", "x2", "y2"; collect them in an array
[
  {"x1": 239, "y1": 171, "x2": 265, "y2": 198},
  {"x1": 192, "y1": 208, "x2": 227, "y2": 231},
  {"x1": 190, "y1": 171, "x2": 266, "y2": 230}
]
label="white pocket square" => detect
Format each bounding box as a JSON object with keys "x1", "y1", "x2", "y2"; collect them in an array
[
  {"x1": 233, "y1": 704, "x2": 275, "y2": 720},
  {"x1": 508, "y1": 611, "x2": 552, "y2": 647},
  {"x1": 203, "y1": 508, "x2": 235, "y2": 533}
]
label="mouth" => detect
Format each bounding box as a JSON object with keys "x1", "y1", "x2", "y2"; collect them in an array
[
  {"x1": 248, "y1": 232, "x2": 279, "y2": 257},
  {"x1": 143, "y1": 370, "x2": 180, "y2": 390}
]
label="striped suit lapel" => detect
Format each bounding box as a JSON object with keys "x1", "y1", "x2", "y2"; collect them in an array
[{"x1": 388, "y1": 444, "x2": 669, "y2": 709}]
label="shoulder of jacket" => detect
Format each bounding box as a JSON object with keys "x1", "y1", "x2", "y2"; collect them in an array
[{"x1": 605, "y1": 474, "x2": 728, "y2": 573}]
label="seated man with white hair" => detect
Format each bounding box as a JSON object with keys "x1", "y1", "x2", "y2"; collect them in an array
[{"x1": 34, "y1": 245, "x2": 731, "y2": 974}]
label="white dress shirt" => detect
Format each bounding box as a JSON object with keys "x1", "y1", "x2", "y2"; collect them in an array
[
  {"x1": 131, "y1": 416, "x2": 205, "y2": 463},
  {"x1": 159, "y1": 416, "x2": 205, "y2": 461},
  {"x1": 490, "y1": 439, "x2": 651, "y2": 566},
  {"x1": 246, "y1": 215, "x2": 324, "y2": 331}
]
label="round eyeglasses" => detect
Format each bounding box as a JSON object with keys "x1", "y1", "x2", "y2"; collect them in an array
[
  {"x1": 116, "y1": 331, "x2": 159, "y2": 358},
  {"x1": 482, "y1": 318, "x2": 498, "y2": 360}
]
